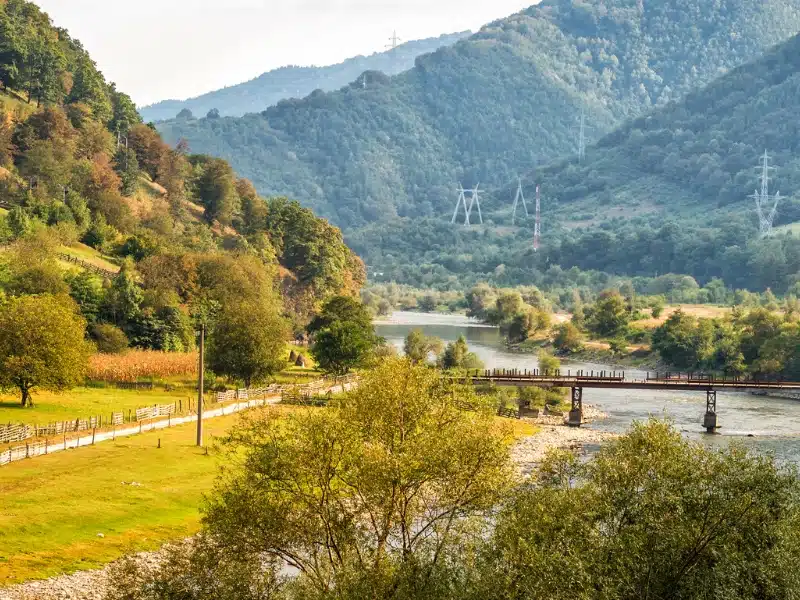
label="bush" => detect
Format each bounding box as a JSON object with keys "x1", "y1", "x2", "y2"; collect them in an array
[
  {"x1": 90, "y1": 323, "x2": 129, "y2": 354},
  {"x1": 552, "y1": 322, "x2": 584, "y2": 354}
]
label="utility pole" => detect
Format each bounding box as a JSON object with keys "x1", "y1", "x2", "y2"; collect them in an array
[
  {"x1": 533, "y1": 186, "x2": 542, "y2": 252},
  {"x1": 511, "y1": 178, "x2": 529, "y2": 225},
  {"x1": 196, "y1": 324, "x2": 205, "y2": 447},
  {"x1": 451, "y1": 186, "x2": 468, "y2": 224}
]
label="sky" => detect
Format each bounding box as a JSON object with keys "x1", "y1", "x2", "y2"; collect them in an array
[{"x1": 34, "y1": 0, "x2": 534, "y2": 107}]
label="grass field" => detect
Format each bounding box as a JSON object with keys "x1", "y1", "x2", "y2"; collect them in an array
[
  {"x1": 0, "y1": 402, "x2": 536, "y2": 585},
  {"x1": 59, "y1": 242, "x2": 121, "y2": 274},
  {"x1": 0, "y1": 410, "x2": 250, "y2": 584},
  {"x1": 632, "y1": 304, "x2": 732, "y2": 329},
  {"x1": 0, "y1": 385, "x2": 196, "y2": 427}
]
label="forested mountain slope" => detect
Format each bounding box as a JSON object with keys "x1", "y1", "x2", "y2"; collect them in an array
[
  {"x1": 0, "y1": 0, "x2": 364, "y2": 353},
  {"x1": 350, "y1": 32, "x2": 800, "y2": 295},
  {"x1": 157, "y1": 0, "x2": 800, "y2": 229},
  {"x1": 140, "y1": 32, "x2": 470, "y2": 122}
]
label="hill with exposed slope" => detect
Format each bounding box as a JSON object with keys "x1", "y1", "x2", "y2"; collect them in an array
[
  {"x1": 157, "y1": 0, "x2": 800, "y2": 229},
  {"x1": 139, "y1": 32, "x2": 471, "y2": 122}
]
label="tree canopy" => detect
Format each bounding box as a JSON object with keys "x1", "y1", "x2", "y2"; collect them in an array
[{"x1": 0, "y1": 294, "x2": 93, "y2": 406}]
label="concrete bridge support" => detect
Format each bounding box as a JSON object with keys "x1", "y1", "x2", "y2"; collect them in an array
[
  {"x1": 703, "y1": 390, "x2": 718, "y2": 434},
  {"x1": 568, "y1": 387, "x2": 583, "y2": 427}
]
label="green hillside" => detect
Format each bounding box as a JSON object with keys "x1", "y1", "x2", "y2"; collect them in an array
[
  {"x1": 157, "y1": 0, "x2": 800, "y2": 229},
  {"x1": 0, "y1": 0, "x2": 364, "y2": 354},
  {"x1": 140, "y1": 32, "x2": 471, "y2": 122}
]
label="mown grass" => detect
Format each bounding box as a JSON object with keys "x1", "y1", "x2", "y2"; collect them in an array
[
  {"x1": 0, "y1": 386, "x2": 196, "y2": 427},
  {"x1": 0, "y1": 410, "x2": 252, "y2": 584}
]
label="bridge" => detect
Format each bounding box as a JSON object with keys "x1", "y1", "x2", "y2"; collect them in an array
[{"x1": 464, "y1": 368, "x2": 800, "y2": 432}]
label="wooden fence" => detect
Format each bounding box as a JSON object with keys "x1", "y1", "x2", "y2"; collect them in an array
[
  {"x1": 56, "y1": 252, "x2": 118, "y2": 278},
  {"x1": 0, "y1": 378, "x2": 352, "y2": 467}
]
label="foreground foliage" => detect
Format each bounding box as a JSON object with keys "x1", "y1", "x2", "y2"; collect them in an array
[{"x1": 106, "y1": 363, "x2": 800, "y2": 600}]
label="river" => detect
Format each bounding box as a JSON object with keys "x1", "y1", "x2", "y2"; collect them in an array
[{"x1": 376, "y1": 311, "x2": 800, "y2": 462}]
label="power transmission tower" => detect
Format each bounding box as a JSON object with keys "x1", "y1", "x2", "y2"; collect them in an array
[
  {"x1": 451, "y1": 185, "x2": 482, "y2": 226},
  {"x1": 577, "y1": 110, "x2": 588, "y2": 162},
  {"x1": 511, "y1": 178, "x2": 529, "y2": 225},
  {"x1": 466, "y1": 185, "x2": 483, "y2": 226},
  {"x1": 533, "y1": 186, "x2": 542, "y2": 252},
  {"x1": 451, "y1": 186, "x2": 467, "y2": 224},
  {"x1": 387, "y1": 30, "x2": 402, "y2": 50},
  {"x1": 750, "y1": 150, "x2": 781, "y2": 237}
]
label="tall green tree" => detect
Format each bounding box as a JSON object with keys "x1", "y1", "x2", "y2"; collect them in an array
[
  {"x1": 403, "y1": 328, "x2": 443, "y2": 364},
  {"x1": 207, "y1": 299, "x2": 287, "y2": 387},
  {"x1": 0, "y1": 294, "x2": 92, "y2": 406}
]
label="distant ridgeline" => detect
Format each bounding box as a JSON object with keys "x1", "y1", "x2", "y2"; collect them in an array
[
  {"x1": 156, "y1": 0, "x2": 800, "y2": 231},
  {"x1": 139, "y1": 32, "x2": 471, "y2": 122}
]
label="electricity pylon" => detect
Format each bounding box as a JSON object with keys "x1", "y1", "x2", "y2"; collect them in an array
[
  {"x1": 750, "y1": 150, "x2": 781, "y2": 237},
  {"x1": 511, "y1": 178, "x2": 529, "y2": 225},
  {"x1": 451, "y1": 185, "x2": 483, "y2": 226}
]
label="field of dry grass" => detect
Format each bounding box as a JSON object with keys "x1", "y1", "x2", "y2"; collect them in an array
[{"x1": 632, "y1": 304, "x2": 732, "y2": 329}]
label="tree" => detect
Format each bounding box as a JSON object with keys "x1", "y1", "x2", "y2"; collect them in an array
[
  {"x1": 0, "y1": 294, "x2": 92, "y2": 406},
  {"x1": 651, "y1": 310, "x2": 714, "y2": 369},
  {"x1": 403, "y1": 328, "x2": 443, "y2": 364},
  {"x1": 418, "y1": 294, "x2": 436, "y2": 312},
  {"x1": 207, "y1": 299, "x2": 288, "y2": 387},
  {"x1": 307, "y1": 295, "x2": 372, "y2": 335},
  {"x1": 553, "y1": 321, "x2": 584, "y2": 354},
  {"x1": 537, "y1": 349, "x2": 560, "y2": 374},
  {"x1": 195, "y1": 157, "x2": 239, "y2": 225},
  {"x1": 586, "y1": 290, "x2": 630, "y2": 338},
  {"x1": 200, "y1": 359, "x2": 513, "y2": 596},
  {"x1": 440, "y1": 335, "x2": 484, "y2": 370},
  {"x1": 476, "y1": 420, "x2": 800, "y2": 600},
  {"x1": 311, "y1": 320, "x2": 378, "y2": 376},
  {"x1": 90, "y1": 323, "x2": 128, "y2": 354}
]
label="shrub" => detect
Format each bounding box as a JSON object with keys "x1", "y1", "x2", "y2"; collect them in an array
[{"x1": 90, "y1": 323, "x2": 129, "y2": 354}]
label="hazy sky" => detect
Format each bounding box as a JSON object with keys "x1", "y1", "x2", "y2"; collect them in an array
[{"x1": 34, "y1": 0, "x2": 533, "y2": 107}]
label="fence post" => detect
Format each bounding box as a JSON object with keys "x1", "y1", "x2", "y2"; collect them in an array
[
  {"x1": 45, "y1": 437, "x2": 48, "y2": 455},
  {"x1": 92, "y1": 428, "x2": 96, "y2": 445},
  {"x1": 26, "y1": 442, "x2": 29, "y2": 458}
]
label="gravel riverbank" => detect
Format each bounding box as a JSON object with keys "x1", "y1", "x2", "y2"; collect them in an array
[{"x1": 1, "y1": 409, "x2": 615, "y2": 599}]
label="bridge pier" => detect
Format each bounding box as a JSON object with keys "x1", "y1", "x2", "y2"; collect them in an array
[
  {"x1": 703, "y1": 390, "x2": 718, "y2": 434},
  {"x1": 568, "y1": 387, "x2": 583, "y2": 427}
]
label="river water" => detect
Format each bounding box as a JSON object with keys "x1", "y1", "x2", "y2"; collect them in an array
[{"x1": 376, "y1": 312, "x2": 800, "y2": 462}]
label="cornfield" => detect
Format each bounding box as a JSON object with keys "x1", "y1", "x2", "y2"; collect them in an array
[{"x1": 88, "y1": 351, "x2": 198, "y2": 382}]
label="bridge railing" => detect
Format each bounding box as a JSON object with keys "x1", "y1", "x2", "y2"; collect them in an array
[
  {"x1": 469, "y1": 368, "x2": 625, "y2": 381},
  {"x1": 645, "y1": 372, "x2": 790, "y2": 386}
]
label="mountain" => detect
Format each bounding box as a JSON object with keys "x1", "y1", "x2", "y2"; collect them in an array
[
  {"x1": 0, "y1": 0, "x2": 365, "y2": 348},
  {"x1": 511, "y1": 31, "x2": 800, "y2": 292},
  {"x1": 139, "y1": 32, "x2": 471, "y2": 122},
  {"x1": 350, "y1": 31, "x2": 800, "y2": 295},
  {"x1": 156, "y1": 0, "x2": 800, "y2": 230}
]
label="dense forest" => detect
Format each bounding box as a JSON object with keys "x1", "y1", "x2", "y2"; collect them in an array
[
  {"x1": 0, "y1": 0, "x2": 364, "y2": 356},
  {"x1": 156, "y1": 0, "x2": 800, "y2": 230},
  {"x1": 140, "y1": 32, "x2": 470, "y2": 122}
]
